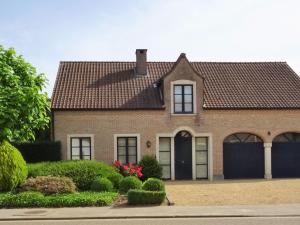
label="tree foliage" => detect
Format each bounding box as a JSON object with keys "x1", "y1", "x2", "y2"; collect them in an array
[{"x1": 0, "y1": 45, "x2": 49, "y2": 143}]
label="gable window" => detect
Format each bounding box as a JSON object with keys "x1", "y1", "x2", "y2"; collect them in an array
[
  {"x1": 70, "y1": 137, "x2": 91, "y2": 160},
  {"x1": 174, "y1": 85, "x2": 193, "y2": 113},
  {"x1": 117, "y1": 137, "x2": 137, "y2": 164}
]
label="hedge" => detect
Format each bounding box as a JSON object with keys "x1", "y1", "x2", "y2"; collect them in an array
[
  {"x1": 14, "y1": 141, "x2": 61, "y2": 163},
  {"x1": 27, "y1": 160, "x2": 119, "y2": 190},
  {"x1": 127, "y1": 189, "x2": 166, "y2": 205},
  {"x1": 142, "y1": 178, "x2": 165, "y2": 191},
  {"x1": 119, "y1": 176, "x2": 142, "y2": 194},
  {"x1": 0, "y1": 192, "x2": 118, "y2": 208}
]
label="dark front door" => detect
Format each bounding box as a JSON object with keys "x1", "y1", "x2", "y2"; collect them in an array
[
  {"x1": 175, "y1": 131, "x2": 192, "y2": 180},
  {"x1": 223, "y1": 143, "x2": 264, "y2": 179},
  {"x1": 272, "y1": 142, "x2": 300, "y2": 178}
]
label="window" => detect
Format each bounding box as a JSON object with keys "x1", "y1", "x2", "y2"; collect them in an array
[
  {"x1": 159, "y1": 137, "x2": 171, "y2": 179},
  {"x1": 195, "y1": 137, "x2": 208, "y2": 179},
  {"x1": 174, "y1": 85, "x2": 193, "y2": 113},
  {"x1": 70, "y1": 137, "x2": 91, "y2": 160},
  {"x1": 117, "y1": 137, "x2": 137, "y2": 164}
]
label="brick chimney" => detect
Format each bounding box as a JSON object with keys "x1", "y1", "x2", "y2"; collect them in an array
[{"x1": 135, "y1": 49, "x2": 147, "y2": 75}]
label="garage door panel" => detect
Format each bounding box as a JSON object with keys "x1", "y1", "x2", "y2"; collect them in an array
[
  {"x1": 224, "y1": 143, "x2": 264, "y2": 179},
  {"x1": 272, "y1": 142, "x2": 300, "y2": 178}
]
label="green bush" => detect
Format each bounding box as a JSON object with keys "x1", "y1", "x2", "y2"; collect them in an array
[
  {"x1": 20, "y1": 176, "x2": 76, "y2": 194},
  {"x1": 119, "y1": 176, "x2": 142, "y2": 194},
  {"x1": 138, "y1": 155, "x2": 162, "y2": 181},
  {"x1": 0, "y1": 141, "x2": 28, "y2": 191},
  {"x1": 13, "y1": 141, "x2": 61, "y2": 163},
  {"x1": 90, "y1": 177, "x2": 113, "y2": 192},
  {"x1": 0, "y1": 192, "x2": 118, "y2": 208},
  {"x1": 142, "y1": 178, "x2": 165, "y2": 191},
  {"x1": 127, "y1": 189, "x2": 166, "y2": 205},
  {"x1": 107, "y1": 173, "x2": 123, "y2": 189},
  {"x1": 27, "y1": 160, "x2": 118, "y2": 190}
]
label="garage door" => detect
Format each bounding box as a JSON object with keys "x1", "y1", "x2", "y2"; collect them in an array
[
  {"x1": 223, "y1": 133, "x2": 264, "y2": 179},
  {"x1": 272, "y1": 132, "x2": 300, "y2": 178}
]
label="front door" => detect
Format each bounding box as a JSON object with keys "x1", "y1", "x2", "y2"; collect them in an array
[{"x1": 175, "y1": 131, "x2": 192, "y2": 180}]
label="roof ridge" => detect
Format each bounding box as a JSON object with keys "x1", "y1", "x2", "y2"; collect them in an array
[{"x1": 59, "y1": 61, "x2": 287, "y2": 64}]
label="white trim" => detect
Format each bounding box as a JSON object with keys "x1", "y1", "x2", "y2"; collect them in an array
[
  {"x1": 113, "y1": 134, "x2": 141, "y2": 163},
  {"x1": 67, "y1": 134, "x2": 95, "y2": 160},
  {"x1": 264, "y1": 142, "x2": 272, "y2": 179},
  {"x1": 156, "y1": 128, "x2": 213, "y2": 181},
  {"x1": 170, "y1": 80, "x2": 197, "y2": 115}
]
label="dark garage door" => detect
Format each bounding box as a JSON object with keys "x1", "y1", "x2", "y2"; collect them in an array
[
  {"x1": 272, "y1": 132, "x2": 300, "y2": 178},
  {"x1": 223, "y1": 133, "x2": 264, "y2": 179}
]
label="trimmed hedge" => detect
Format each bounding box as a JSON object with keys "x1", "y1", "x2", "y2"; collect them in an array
[
  {"x1": 127, "y1": 189, "x2": 166, "y2": 205},
  {"x1": 0, "y1": 141, "x2": 28, "y2": 191},
  {"x1": 107, "y1": 173, "x2": 123, "y2": 190},
  {"x1": 27, "y1": 160, "x2": 119, "y2": 190},
  {"x1": 90, "y1": 177, "x2": 113, "y2": 192},
  {"x1": 142, "y1": 178, "x2": 165, "y2": 191},
  {"x1": 0, "y1": 192, "x2": 118, "y2": 208},
  {"x1": 138, "y1": 155, "x2": 162, "y2": 181},
  {"x1": 14, "y1": 141, "x2": 61, "y2": 163},
  {"x1": 119, "y1": 176, "x2": 142, "y2": 194}
]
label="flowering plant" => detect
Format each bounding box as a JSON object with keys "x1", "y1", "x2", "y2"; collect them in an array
[{"x1": 113, "y1": 160, "x2": 143, "y2": 178}]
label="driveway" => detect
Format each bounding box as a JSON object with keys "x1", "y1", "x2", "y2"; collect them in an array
[{"x1": 165, "y1": 179, "x2": 300, "y2": 206}]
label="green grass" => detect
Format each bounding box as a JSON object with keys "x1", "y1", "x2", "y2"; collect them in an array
[{"x1": 0, "y1": 191, "x2": 118, "y2": 208}]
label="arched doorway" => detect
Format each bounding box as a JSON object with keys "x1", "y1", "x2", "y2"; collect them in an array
[
  {"x1": 272, "y1": 132, "x2": 300, "y2": 178},
  {"x1": 175, "y1": 131, "x2": 192, "y2": 180},
  {"x1": 223, "y1": 133, "x2": 264, "y2": 179}
]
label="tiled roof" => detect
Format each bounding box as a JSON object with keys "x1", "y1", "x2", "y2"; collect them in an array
[{"x1": 51, "y1": 60, "x2": 300, "y2": 110}]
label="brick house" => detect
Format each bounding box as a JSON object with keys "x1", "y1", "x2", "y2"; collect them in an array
[{"x1": 51, "y1": 49, "x2": 300, "y2": 180}]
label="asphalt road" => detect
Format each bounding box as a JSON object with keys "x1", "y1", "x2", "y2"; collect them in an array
[{"x1": 1, "y1": 217, "x2": 300, "y2": 225}]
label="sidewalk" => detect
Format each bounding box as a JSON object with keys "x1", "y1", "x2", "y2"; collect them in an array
[{"x1": 0, "y1": 204, "x2": 300, "y2": 221}]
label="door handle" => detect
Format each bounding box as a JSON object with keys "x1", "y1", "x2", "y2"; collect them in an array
[{"x1": 181, "y1": 160, "x2": 185, "y2": 164}]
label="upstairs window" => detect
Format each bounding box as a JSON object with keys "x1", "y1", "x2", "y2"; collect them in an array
[{"x1": 174, "y1": 85, "x2": 193, "y2": 114}]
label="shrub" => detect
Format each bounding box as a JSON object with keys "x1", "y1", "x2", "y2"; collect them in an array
[
  {"x1": 119, "y1": 176, "x2": 142, "y2": 194},
  {"x1": 13, "y1": 141, "x2": 61, "y2": 163},
  {"x1": 127, "y1": 189, "x2": 166, "y2": 205},
  {"x1": 138, "y1": 155, "x2": 162, "y2": 181},
  {"x1": 27, "y1": 160, "x2": 118, "y2": 190},
  {"x1": 113, "y1": 160, "x2": 143, "y2": 178},
  {"x1": 0, "y1": 141, "x2": 28, "y2": 191},
  {"x1": 0, "y1": 192, "x2": 118, "y2": 208},
  {"x1": 20, "y1": 176, "x2": 76, "y2": 194},
  {"x1": 90, "y1": 177, "x2": 113, "y2": 192},
  {"x1": 142, "y1": 178, "x2": 165, "y2": 191},
  {"x1": 107, "y1": 173, "x2": 123, "y2": 190}
]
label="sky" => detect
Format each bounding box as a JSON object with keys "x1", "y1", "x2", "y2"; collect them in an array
[{"x1": 1, "y1": 0, "x2": 300, "y2": 96}]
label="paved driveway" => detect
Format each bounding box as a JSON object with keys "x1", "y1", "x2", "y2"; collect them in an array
[{"x1": 165, "y1": 179, "x2": 300, "y2": 206}]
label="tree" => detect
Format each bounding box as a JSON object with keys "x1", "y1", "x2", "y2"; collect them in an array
[{"x1": 0, "y1": 45, "x2": 49, "y2": 143}]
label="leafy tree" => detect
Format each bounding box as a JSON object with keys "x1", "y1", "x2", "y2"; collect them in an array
[{"x1": 0, "y1": 45, "x2": 49, "y2": 143}]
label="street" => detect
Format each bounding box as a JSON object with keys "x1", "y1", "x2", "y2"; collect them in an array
[{"x1": 1, "y1": 217, "x2": 300, "y2": 225}]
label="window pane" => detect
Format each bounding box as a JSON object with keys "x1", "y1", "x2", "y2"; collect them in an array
[
  {"x1": 184, "y1": 85, "x2": 192, "y2": 94},
  {"x1": 118, "y1": 146, "x2": 126, "y2": 155},
  {"x1": 71, "y1": 138, "x2": 80, "y2": 147},
  {"x1": 184, "y1": 94, "x2": 192, "y2": 103},
  {"x1": 196, "y1": 151, "x2": 207, "y2": 164},
  {"x1": 159, "y1": 138, "x2": 171, "y2": 152},
  {"x1": 128, "y1": 146, "x2": 136, "y2": 156},
  {"x1": 196, "y1": 138, "x2": 207, "y2": 150},
  {"x1": 118, "y1": 155, "x2": 126, "y2": 164},
  {"x1": 118, "y1": 138, "x2": 126, "y2": 146},
  {"x1": 82, "y1": 138, "x2": 90, "y2": 147},
  {"x1": 174, "y1": 103, "x2": 182, "y2": 112},
  {"x1": 82, "y1": 155, "x2": 91, "y2": 160},
  {"x1": 72, "y1": 155, "x2": 80, "y2": 160},
  {"x1": 174, "y1": 86, "x2": 182, "y2": 94},
  {"x1": 128, "y1": 155, "x2": 137, "y2": 164},
  {"x1": 161, "y1": 165, "x2": 171, "y2": 179},
  {"x1": 82, "y1": 147, "x2": 90, "y2": 156},
  {"x1": 174, "y1": 94, "x2": 182, "y2": 103},
  {"x1": 159, "y1": 152, "x2": 171, "y2": 165},
  {"x1": 184, "y1": 103, "x2": 192, "y2": 112},
  {"x1": 196, "y1": 165, "x2": 207, "y2": 178},
  {"x1": 128, "y1": 138, "x2": 136, "y2": 146},
  {"x1": 71, "y1": 147, "x2": 80, "y2": 156}
]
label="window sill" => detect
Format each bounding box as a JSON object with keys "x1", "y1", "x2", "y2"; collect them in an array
[{"x1": 171, "y1": 113, "x2": 198, "y2": 116}]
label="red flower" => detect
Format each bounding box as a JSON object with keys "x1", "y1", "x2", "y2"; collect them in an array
[{"x1": 123, "y1": 165, "x2": 129, "y2": 171}]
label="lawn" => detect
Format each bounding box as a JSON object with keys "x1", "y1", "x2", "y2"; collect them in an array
[{"x1": 165, "y1": 179, "x2": 300, "y2": 206}]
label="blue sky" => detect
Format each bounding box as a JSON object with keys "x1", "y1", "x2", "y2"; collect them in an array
[{"x1": 1, "y1": 0, "x2": 300, "y2": 96}]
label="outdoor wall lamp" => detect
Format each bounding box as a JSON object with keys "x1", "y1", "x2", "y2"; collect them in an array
[{"x1": 146, "y1": 141, "x2": 151, "y2": 148}]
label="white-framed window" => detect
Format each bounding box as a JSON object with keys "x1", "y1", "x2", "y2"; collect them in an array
[
  {"x1": 195, "y1": 137, "x2": 208, "y2": 179},
  {"x1": 67, "y1": 134, "x2": 94, "y2": 160},
  {"x1": 114, "y1": 134, "x2": 140, "y2": 164},
  {"x1": 159, "y1": 137, "x2": 171, "y2": 179},
  {"x1": 171, "y1": 80, "x2": 197, "y2": 115}
]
